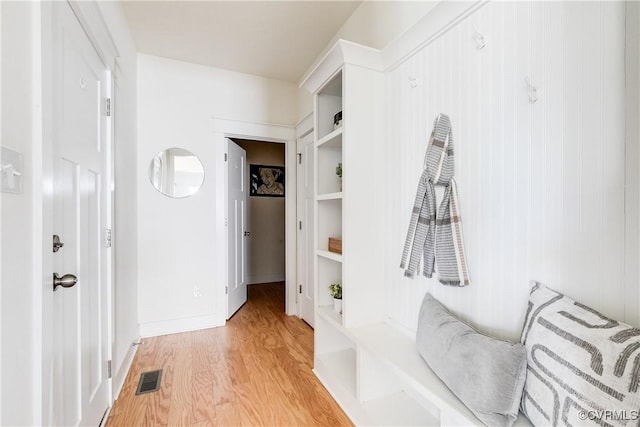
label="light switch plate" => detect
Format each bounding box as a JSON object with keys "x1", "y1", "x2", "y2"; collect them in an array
[{"x1": 1, "y1": 146, "x2": 23, "y2": 194}]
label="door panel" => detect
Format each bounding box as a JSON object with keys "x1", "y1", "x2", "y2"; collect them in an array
[
  {"x1": 52, "y1": 3, "x2": 110, "y2": 425},
  {"x1": 227, "y1": 140, "x2": 248, "y2": 318},
  {"x1": 297, "y1": 132, "x2": 315, "y2": 326}
]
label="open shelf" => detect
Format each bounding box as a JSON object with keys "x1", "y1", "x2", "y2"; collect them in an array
[
  {"x1": 317, "y1": 127, "x2": 343, "y2": 148},
  {"x1": 317, "y1": 256, "x2": 342, "y2": 308},
  {"x1": 315, "y1": 348, "x2": 356, "y2": 398},
  {"x1": 317, "y1": 192, "x2": 342, "y2": 201},
  {"x1": 317, "y1": 141, "x2": 342, "y2": 194},
  {"x1": 351, "y1": 323, "x2": 483, "y2": 426},
  {"x1": 317, "y1": 249, "x2": 343, "y2": 263},
  {"x1": 317, "y1": 199, "x2": 342, "y2": 252},
  {"x1": 317, "y1": 70, "x2": 343, "y2": 140}
]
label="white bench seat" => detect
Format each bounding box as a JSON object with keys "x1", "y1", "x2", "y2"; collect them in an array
[{"x1": 314, "y1": 312, "x2": 533, "y2": 427}]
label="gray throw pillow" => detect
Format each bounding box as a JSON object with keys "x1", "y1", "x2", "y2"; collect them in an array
[
  {"x1": 520, "y1": 282, "x2": 640, "y2": 427},
  {"x1": 417, "y1": 293, "x2": 527, "y2": 427}
]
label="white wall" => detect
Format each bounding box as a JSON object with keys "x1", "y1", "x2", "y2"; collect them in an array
[
  {"x1": 384, "y1": 1, "x2": 636, "y2": 341},
  {"x1": 95, "y1": 0, "x2": 140, "y2": 396},
  {"x1": 297, "y1": 1, "x2": 438, "y2": 121},
  {"x1": 0, "y1": 2, "x2": 38, "y2": 424},
  {"x1": 235, "y1": 140, "x2": 286, "y2": 285},
  {"x1": 137, "y1": 55, "x2": 298, "y2": 336}
]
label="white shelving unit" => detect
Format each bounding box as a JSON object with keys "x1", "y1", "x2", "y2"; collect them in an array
[
  {"x1": 301, "y1": 38, "x2": 534, "y2": 427},
  {"x1": 302, "y1": 40, "x2": 400, "y2": 425},
  {"x1": 313, "y1": 66, "x2": 345, "y2": 332},
  {"x1": 306, "y1": 40, "x2": 387, "y2": 331}
]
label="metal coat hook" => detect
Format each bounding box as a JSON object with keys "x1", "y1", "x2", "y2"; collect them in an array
[
  {"x1": 472, "y1": 26, "x2": 486, "y2": 50},
  {"x1": 408, "y1": 76, "x2": 419, "y2": 88},
  {"x1": 525, "y1": 77, "x2": 538, "y2": 103}
]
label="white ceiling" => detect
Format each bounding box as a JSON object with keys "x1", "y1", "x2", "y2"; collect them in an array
[{"x1": 121, "y1": 1, "x2": 362, "y2": 83}]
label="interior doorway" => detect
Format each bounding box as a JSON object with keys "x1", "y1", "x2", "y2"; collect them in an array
[{"x1": 229, "y1": 138, "x2": 286, "y2": 316}]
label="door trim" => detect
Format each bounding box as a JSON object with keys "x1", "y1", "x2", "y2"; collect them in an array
[
  {"x1": 67, "y1": 1, "x2": 119, "y2": 68},
  {"x1": 213, "y1": 118, "x2": 296, "y2": 323},
  {"x1": 295, "y1": 115, "x2": 313, "y2": 321}
]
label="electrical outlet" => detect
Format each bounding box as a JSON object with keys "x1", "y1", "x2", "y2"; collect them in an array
[{"x1": 193, "y1": 286, "x2": 202, "y2": 298}]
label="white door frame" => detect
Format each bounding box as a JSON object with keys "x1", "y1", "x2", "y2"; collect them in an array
[
  {"x1": 41, "y1": 1, "x2": 118, "y2": 424},
  {"x1": 295, "y1": 113, "x2": 313, "y2": 321},
  {"x1": 213, "y1": 118, "x2": 296, "y2": 323}
]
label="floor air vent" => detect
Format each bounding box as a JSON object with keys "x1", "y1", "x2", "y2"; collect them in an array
[{"x1": 135, "y1": 369, "x2": 162, "y2": 395}]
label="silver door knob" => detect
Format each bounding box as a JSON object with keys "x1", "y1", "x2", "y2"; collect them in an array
[{"x1": 53, "y1": 273, "x2": 78, "y2": 291}]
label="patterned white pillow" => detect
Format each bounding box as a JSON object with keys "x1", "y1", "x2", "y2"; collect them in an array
[{"x1": 521, "y1": 282, "x2": 640, "y2": 427}]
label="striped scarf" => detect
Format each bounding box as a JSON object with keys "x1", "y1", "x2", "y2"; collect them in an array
[{"x1": 400, "y1": 114, "x2": 471, "y2": 286}]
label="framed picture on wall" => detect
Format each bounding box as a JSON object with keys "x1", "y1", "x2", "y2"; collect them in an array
[{"x1": 249, "y1": 164, "x2": 285, "y2": 197}]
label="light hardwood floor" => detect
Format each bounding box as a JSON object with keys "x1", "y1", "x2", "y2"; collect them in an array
[{"x1": 106, "y1": 282, "x2": 353, "y2": 426}]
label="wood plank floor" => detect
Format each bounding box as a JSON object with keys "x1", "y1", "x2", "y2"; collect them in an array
[{"x1": 106, "y1": 282, "x2": 353, "y2": 426}]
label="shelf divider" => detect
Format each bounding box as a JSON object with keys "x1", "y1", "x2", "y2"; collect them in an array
[
  {"x1": 317, "y1": 192, "x2": 343, "y2": 201},
  {"x1": 317, "y1": 127, "x2": 343, "y2": 148},
  {"x1": 317, "y1": 250, "x2": 343, "y2": 263}
]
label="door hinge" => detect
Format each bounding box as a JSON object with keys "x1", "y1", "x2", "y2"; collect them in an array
[
  {"x1": 224, "y1": 153, "x2": 228, "y2": 162},
  {"x1": 299, "y1": 284, "x2": 302, "y2": 294},
  {"x1": 104, "y1": 229, "x2": 112, "y2": 248},
  {"x1": 297, "y1": 153, "x2": 302, "y2": 164},
  {"x1": 225, "y1": 217, "x2": 228, "y2": 227},
  {"x1": 225, "y1": 286, "x2": 228, "y2": 295},
  {"x1": 299, "y1": 221, "x2": 302, "y2": 230},
  {"x1": 105, "y1": 98, "x2": 111, "y2": 117},
  {"x1": 107, "y1": 360, "x2": 112, "y2": 378}
]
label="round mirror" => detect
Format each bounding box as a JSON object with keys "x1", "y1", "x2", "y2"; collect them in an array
[{"x1": 149, "y1": 148, "x2": 205, "y2": 198}]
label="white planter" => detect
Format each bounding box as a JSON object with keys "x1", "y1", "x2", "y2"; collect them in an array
[{"x1": 333, "y1": 298, "x2": 342, "y2": 314}]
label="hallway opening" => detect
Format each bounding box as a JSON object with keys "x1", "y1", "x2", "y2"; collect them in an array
[{"x1": 231, "y1": 138, "x2": 287, "y2": 315}]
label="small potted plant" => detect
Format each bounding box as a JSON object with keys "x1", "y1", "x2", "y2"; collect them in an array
[
  {"x1": 329, "y1": 282, "x2": 342, "y2": 314},
  {"x1": 336, "y1": 162, "x2": 342, "y2": 192}
]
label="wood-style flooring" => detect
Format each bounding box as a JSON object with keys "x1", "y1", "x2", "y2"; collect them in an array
[{"x1": 106, "y1": 282, "x2": 353, "y2": 426}]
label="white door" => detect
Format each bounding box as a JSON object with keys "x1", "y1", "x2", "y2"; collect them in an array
[
  {"x1": 52, "y1": 3, "x2": 111, "y2": 425},
  {"x1": 227, "y1": 140, "x2": 248, "y2": 318},
  {"x1": 297, "y1": 132, "x2": 315, "y2": 326}
]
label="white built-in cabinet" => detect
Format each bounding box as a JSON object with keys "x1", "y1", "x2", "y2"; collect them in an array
[
  {"x1": 308, "y1": 42, "x2": 387, "y2": 331},
  {"x1": 302, "y1": 41, "x2": 444, "y2": 426},
  {"x1": 301, "y1": 40, "x2": 532, "y2": 427}
]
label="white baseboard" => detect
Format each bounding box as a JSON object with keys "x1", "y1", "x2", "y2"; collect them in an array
[
  {"x1": 139, "y1": 314, "x2": 222, "y2": 338},
  {"x1": 247, "y1": 273, "x2": 285, "y2": 285},
  {"x1": 112, "y1": 340, "x2": 139, "y2": 402}
]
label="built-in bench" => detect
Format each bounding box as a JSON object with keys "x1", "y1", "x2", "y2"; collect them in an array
[{"x1": 313, "y1": 308, "x2": 533, "y2": 426}]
